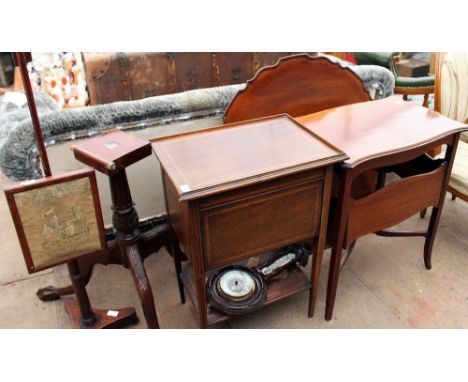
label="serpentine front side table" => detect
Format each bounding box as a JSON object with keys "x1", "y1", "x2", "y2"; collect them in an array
[{"x1": 296, "y1": 96, "x2": 467, "y2": 320}]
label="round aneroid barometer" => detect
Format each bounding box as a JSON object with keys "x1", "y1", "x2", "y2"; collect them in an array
[
  {"x1": 218, "y1": 269, "x2": 256, "y2": 299},
  {"x1": 206, "y1": 244, "x2": 311, "y2": 316},
  {"x1": 207, "y1": 266, "x2": 267, "y2": 316}
]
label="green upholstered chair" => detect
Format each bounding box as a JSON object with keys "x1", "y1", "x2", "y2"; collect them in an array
[{"x1": 351, "y1": 52, "x2": 434, "y2": 107}]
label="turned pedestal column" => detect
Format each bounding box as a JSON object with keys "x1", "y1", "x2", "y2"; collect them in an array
[{"x1": 71, "y1": 130, "x2": 162, "y2": 328}]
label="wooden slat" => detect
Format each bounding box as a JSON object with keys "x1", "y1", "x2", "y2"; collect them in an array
[{"x1": 346, "y1": 165, "x2": 446, "y2": 245}]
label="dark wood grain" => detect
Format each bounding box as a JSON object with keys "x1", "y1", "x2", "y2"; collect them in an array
[
  {"x1": 83, "y1": 53, "x2": 175, "y2": 104},
  {"x1": 71, "y1": 130, "x2": 152, "y2": 175},
  {"x1": 162, "y1": 172, "x2": 191, "y2": 259},
  {"x1": 83, "y1": 53, "x2": 311, "y2": 105},
  {"x1": 309, "y1": 99, "x2": 468, "y2": 321},
  {"x1": 200, "y1": 180, "x2": 322, "y2": 269},
  {"x1": 156, "y1": 114, "x2": 343, "y2": 327},
  {"x1": 62, "y1": 297, "x2": 138, "y2": 329},
  {"x1": 308, "y1": 166, "x2": 334, "y2": 317},
  {"x1": 213, "y1": 52, "x2": 254, "y2": 86},
  {"x1": 152, "y1": 114, "x2": 346, "y2": 201},
  {"x1": 180, "y1": 263, "x2": 311, "y2": 326},
  {"x1": 347, "y1": 165, "x2": 446, "y2": 246},
  {"x1": 216, "y1": 51, "x2": 467, "y2": 323},
  {"x1": 175, "y1": 52, "x2": 213, "y2": 92},
  {"x1": 64, "y1": 132, "x2": 176, "y2": 328},
  {"x1": 224, "y1": 54, "x2": 371, "y2": 124},
  {"x1": 296, "y1": 96, "x2": 466, "y2": 168},
  {"x1": 253, "y1": 52, "x2": 295, "y2": 72},
  {"x1": 423, "y1": 137, "x2": 460, "y2": 269}
]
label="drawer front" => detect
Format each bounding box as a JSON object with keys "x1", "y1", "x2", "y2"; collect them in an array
[{"x1": 200, "y1": 180, "x2": 323, "y2": 269}]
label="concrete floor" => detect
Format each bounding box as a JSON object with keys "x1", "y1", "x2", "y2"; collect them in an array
[{"x1": 1, "y1": 166, "x2": 467, "y2": 329}]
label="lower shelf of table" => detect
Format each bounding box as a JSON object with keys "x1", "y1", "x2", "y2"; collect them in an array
[{"x1": 180, "y1": 264, "x2": 311, "y2": 326}]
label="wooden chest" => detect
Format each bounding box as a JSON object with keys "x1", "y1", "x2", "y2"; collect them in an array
[
  {"x1": 152, "y1": 114, "x2": 347, "y2": 327},
  {"x1": 82, "y1": 52, "x2": 316, "y2": 105}
]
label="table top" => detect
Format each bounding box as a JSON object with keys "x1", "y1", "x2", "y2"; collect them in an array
[
  {"x1": 71, "y1": 130, "x2": 151, "y2": 174},
  {"x1": 296, "y1": 96, "x2": 467, "y2": 167},
  {"x1": 152, "y1": 114, "x2": 347, "y2": 200}
]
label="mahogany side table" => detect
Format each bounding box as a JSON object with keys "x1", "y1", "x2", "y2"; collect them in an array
[
  {"x1": 152, "y1": 114, "x2": 347, "y2": 328},
  {"x1": 297, "y1": 96, "x2": 468, "y2": 320}
]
